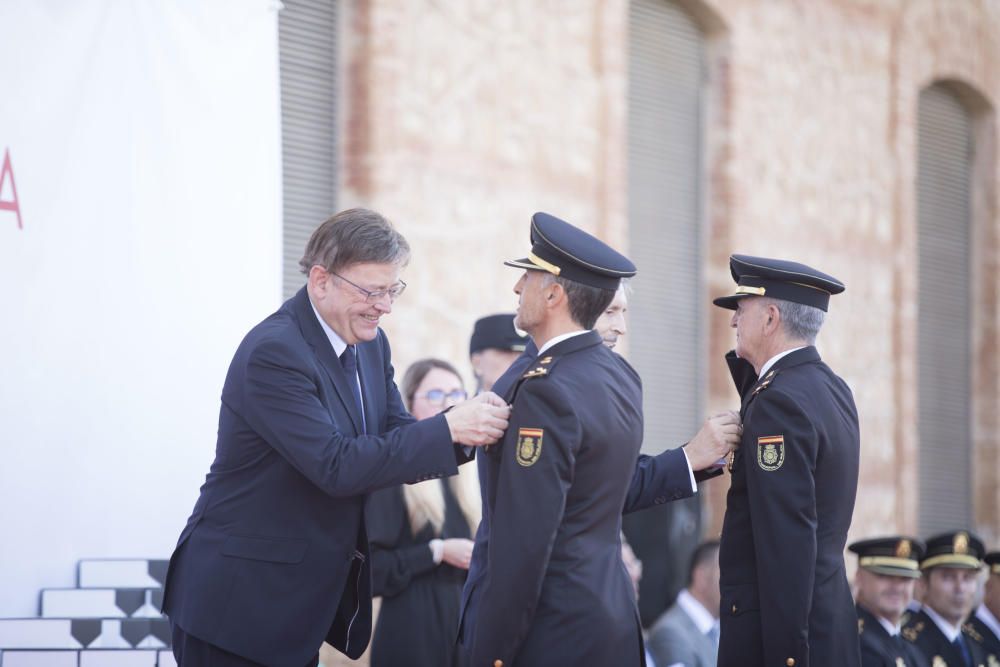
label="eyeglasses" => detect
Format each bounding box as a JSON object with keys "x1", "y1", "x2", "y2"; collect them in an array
[
  {"x1": 417, "y1": 389, "x2": 468, "y2": 406},
  {"x1": 331, "y1": 271, "x2": 407, "y2": 304}
]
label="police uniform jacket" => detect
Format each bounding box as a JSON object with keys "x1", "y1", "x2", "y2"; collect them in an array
[
  {"x1": 966, "y1": 611, "x2": 1000, "y2": 666},
  {"x1": 162, "y1": 287, "x2": 466, "y2": 667},
  {"x1": 718, "y1": 347, "x2": 861, "y2": 667},
  {"x1": 902, "y1": 609, "x2": 988, "y2": 667},
  {"x1": 458, "y1": 331, "x2": 652, "y2": 667},
  {"x1": 857, "y1": 605, "x2": 928, "y2": 667}
]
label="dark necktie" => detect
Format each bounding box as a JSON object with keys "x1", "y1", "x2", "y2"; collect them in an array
[
  {"x1": 339, "y1": 345, "x2": 366, "y2": 433},
  {"x1": 953, "y1": 635, "x2": 973, "y2": 667}
]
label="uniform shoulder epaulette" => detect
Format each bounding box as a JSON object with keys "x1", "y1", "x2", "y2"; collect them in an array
[
  {"x1": 963, "y1": 622, "x2": 984, "y2": 643},
  {"x1": 521, "y1": 355, "x2": 555, "y2": 380},
  {"x1": 902, "y1": 621, "x2": 923, "y2": 642},
  {"x1": 751, "y1": 368, "x2": 780, "y2": 396}
]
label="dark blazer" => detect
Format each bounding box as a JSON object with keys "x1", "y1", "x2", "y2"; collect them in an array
[
  {"x1": 162, "y1": 287, "x2": 465, "y2": 667},
  {"x1": 857, "y1": 605, "x2": 928, "y2": 667},
  {"x1": 718, "y1": 347, "x2": 861, "y2": 667},
  {"x1": 458, "y1": 332, "x2": 647, "y2": 666},
  {"x1": 902, "y1": 609, "x2": 988, "y2": 667},
  {"x1": 966, "y1": 608, "x2": 1000, "y2": 665}
]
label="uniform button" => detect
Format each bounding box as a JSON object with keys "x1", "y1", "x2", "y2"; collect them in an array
[
  {"x1": 494, "y1": 661, "x2": 503, "y2": 667},
  {"x1": 731, "y1": 604, "x2": 737, "y2": 613},
  {"x1": 786, "y1": 659, "x2": 795, "y2": 666}
]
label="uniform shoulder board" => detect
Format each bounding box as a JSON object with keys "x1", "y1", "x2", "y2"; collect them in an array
[
  {"x1": 752, "y1": 369, "x2": 780, "y2": 396},
  {"x1": 521, "y1": 355, "x2": 556, "y2": 380},
  {"x1": 962, "y1": 622, "x2": 983, "y2": 643},
  {"x1": 857, "y1": 617, "x2": 865, "y2": 635},
  {"x1": 902, "y1": 622, "x2": 923, "y2": 642}
]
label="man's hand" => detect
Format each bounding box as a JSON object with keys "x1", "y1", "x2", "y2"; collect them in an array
[
  {"x1": 444, "y1": 392, "x2": 511, "y2": 446},
  {"x1": 684, "y1": 411, "x2": 741, "y2": 470}
]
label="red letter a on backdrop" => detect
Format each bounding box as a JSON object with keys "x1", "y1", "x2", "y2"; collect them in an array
[{"x1": 0, "y1": 148, "x2": 23, "y2": 229}]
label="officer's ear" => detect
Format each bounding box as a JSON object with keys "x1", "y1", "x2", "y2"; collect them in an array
[{"x1": 764, "y1": 303, "x2": 781, "y2": 333}]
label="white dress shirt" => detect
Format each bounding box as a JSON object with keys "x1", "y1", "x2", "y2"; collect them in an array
[
  {"x1": 922, "y1": 603, "x2": 963, "y2": 642},
  {"x1": 310, "y1": 299, "x2": 365, "y2": 425},
  {"x1": 976, "y1": 604, "x2": 1000, "y2": 641},
  {"x1": 676, "y1": 588, "x2": 719, "y2": 638}
]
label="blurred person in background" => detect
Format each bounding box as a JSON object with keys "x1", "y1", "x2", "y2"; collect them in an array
[
  {"x1": 967, "y1": 551, "x2": 1000, "y2": 664},
  {"x1": 367, "y1": 358, "x2": 481, "y2": 667},
  {"x1": 469, "y1": 313, "x2": 528, "y2": 394},
  {"x1": 646, "y1": 540, "x2": 721, "y2": 667},
  {"x1": 849, "y1": 536, "x2": 927, "y2": 667},
  {"x1": 903, "y1": 531, "x2": 987, "y2": 667}
]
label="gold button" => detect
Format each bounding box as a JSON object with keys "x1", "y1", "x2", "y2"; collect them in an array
[
  {"x1": 786, "y1": 659, "x2": 795, "y2": 666},
  {"x1": 731, "y1": 604, "x2": 737, "y2": 613},
  {"x1": 494, "y1": 661, "x2": 503, "y2": 667}
]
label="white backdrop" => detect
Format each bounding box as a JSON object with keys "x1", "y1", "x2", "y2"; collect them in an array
[{"x1": 0, "y1": 1, "x2": 283, "y2": 616}]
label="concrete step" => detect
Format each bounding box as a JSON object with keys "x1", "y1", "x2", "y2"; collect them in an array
[
  {"x1": 77, "y1": 561, "x2": 168, "y2": 590},
  {"x1": 40, "y1": 589, "x2": 163, "y2": 619},
  {"x1": 0, "y1": 618, "x2": 169, "y2": 650}
]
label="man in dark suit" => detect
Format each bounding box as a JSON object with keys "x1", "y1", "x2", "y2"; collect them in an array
[
  {"x1": 849, "y1": 536, "x2": 929, "y2": 667},
  {"x1": 903, "y1": 531, "x2": 988, "y2": 667},
  {"x1": 456, "y1": 213, "x2": 740, "y2": 667},
  {"x1": 713, "y1": 254, "x2": 861, "y2": 667},
  {"x1": 161, "y1": 208, "x2": 510, "y2": 667},
  {"x1": 968, "y1": 551, "x2": 1000, "y2": 665}
]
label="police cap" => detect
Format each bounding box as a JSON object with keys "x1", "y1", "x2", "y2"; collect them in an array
[
  {"x1": 713, "y1": 254, "x2": 845, "y2": 312},
  {"x1": 469, "y1": 313, "x2": 528, "y2": 355},
  {"x1": 848, "y1": 536, "x2": 925, "y2": 579},
  {"x1": 920, "y1": 530, "x2": 985, "y2": 571},
  {"x1": 986, "y1": 551, "x2": 1000, "y2": 576},
  {"x1": 505, "y1": 212, "x2": 636, "y2": 290}
]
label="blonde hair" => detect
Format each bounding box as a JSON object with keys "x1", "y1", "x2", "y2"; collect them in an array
[{"x1": 401, "y1": 359, "x2": 482, "y2": 536}]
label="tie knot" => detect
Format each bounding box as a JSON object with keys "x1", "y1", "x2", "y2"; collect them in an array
[{"x1": 340, "y1": 345, "x2": 357, "y2": 374}]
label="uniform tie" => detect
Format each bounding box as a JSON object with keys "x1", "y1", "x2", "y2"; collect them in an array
[
  {"x1": 953, "y1": 635, "x2": 973, "y2": 667},
  {"x1": 339, "y1": 345, "x2": 366, "y2": 433}
]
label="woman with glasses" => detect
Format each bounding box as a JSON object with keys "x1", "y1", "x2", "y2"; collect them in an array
[{"x1": 366, "y1": 358, "x2": 482, "y2": 667}]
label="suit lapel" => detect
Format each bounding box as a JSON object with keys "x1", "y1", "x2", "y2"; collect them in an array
[{"x1": 290, "y1": 287, "x2": 364, "y2": 435}]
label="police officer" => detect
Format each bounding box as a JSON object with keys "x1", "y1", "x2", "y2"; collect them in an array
[
  {"x1": 713, "y1": 254, "x2": 861, "y2": 667},
  {"x1": 849, "y1": 536, "x2": 929, "y2": 667},
  {"x1": 903, "y1": 531, "x2": 988, "y2": 667},
  {"x1": 456, "y1": 213, "x2": 739, "y2": 667},
  {"x1": 469, "y1": 313, "x2": 529, "y2": 394},
  {"x1": 967, "y1": 551, "x2": 1000, "y2": 665}
]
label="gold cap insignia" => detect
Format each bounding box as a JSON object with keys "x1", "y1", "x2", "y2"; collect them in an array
[
  {"x1": 896, "y1": 539, "x2": 911, "y2": 559},
  {"x1": 515, "y1": 428, "x2": 543, "y2": 467},
  {"x1": 954, "y1": 531, "x2": 969, "y2": 555}
]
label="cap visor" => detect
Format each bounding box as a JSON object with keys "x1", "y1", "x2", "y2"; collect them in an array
[
  {"x1": 504, "y1": 257, "x2": 546, "y2": 271},
  {"x1": 862, "y1": 565, "x2": 921, "y2": 579},
  {"x1": 713, "y1": 294, "x2": 752, "y2": 310}
]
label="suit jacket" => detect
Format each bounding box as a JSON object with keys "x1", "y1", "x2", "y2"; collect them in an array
[
  {"x1": 718, "y1": 348, "x2": 861, "y2": 667},
  {"x1": 902, "y1": 609, "x2": 989, "y2": 667},
  {"x1": 857, "y1": 605, "x2": 928, "y2": 667},
  {"x1": 646, "y1": 598, "x2": 718, "y2": 667},
  {"x1": 458, "y1": 332, "x2": 653, "y2": 666},
  {"x1": 162, "y1": 287, "x2": 466, "y2": 667},
  {"x1": 966, "y1": 608, "x2": 1000, "y2": 666}
]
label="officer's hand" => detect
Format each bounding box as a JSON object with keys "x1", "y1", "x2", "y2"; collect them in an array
[
  {"x1": 441, "y1": 538, "x2": 475, "y2": 570},
  {"x1": 684, "y1": 411, "x2": 741, "y2": 470},
  {"x1": 444, "y1": 392, "x2": 511, "y2": 447}
]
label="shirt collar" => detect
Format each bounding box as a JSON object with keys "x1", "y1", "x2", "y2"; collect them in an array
[
  {"x1": 923, "y1": 603, "x2": 963, "y2": 642},
  {"x1": 676, "y1": 589, "x2": 717, "y2": 635},
  {"x1": 537, "y1": 330, "x2": 588, "y2": 356},
  {"x1": 758, "y1": 346, "x2": 806, "y2": 378},
  {"x1": 310, "y1": 299, "x2": 349, "y2": 358},
  {"x1": 976, "y1": 604, "x2": 1000, "y2": 641},
  {"x1": 876, "y1": 614, "x2": 900, "y2": 637}
]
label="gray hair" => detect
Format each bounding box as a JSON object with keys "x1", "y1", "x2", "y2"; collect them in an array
[
  {"x1": 541, "y1": 273, "x2": 617, "y2": 329},
  {"x1": 299, "y1": 208, "x2": 410, "y2": 275},
  {"x1": 763, "y1": 297, "x2": 826, "y2": 344}
]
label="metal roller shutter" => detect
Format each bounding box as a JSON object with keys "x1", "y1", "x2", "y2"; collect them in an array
[
  {"x1": 279, "y1": 0, "x2": 337, "y2": 299},
  {"x1": 916, "y1": 85, "x2": 973, "y2": 535}
]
